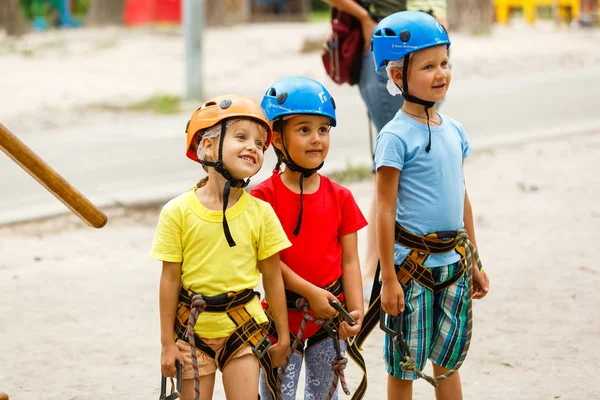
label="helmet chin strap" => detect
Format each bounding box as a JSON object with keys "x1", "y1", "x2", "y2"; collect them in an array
[
  {"x1": 276, "y1": 117, "x2": 324, "y2": 236},
  {"x1": 400, "y1": 54, "x2": 435, "y2": 153},
  {"x1": 202, "y1": 120, "x2": 252, "y2": 247}
]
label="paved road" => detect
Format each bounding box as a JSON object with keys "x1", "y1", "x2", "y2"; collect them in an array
[{"x1": 2, "y1": 23, "x2": 599, "y2": 226}]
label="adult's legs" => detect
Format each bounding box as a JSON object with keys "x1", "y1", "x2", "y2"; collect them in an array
[{"x1": 357, "y1": 51, "x2": 404, "y2": 287}]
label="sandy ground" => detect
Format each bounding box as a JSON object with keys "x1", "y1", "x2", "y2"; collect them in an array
[
  {"x1": 1, "y1": 131, "x2": 599, "y2": 399},
  {"x1": 2, "y1": 14, "x2": 600, "y2": 400}
]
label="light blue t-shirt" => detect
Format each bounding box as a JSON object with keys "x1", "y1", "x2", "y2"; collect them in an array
[{"x1": 374, "y1": 111, "x2": 472, "y2": 267}]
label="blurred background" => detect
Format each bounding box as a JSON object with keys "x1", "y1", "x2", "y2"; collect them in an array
[
  {"x1": 0, "y1": 0, "x2": 599, "y2": 223},
  {"x1": 1, "y1": 1, "x2": 600, "y2": 399}
]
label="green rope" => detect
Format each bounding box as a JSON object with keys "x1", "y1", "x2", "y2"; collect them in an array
[{"x1": 397, "y1": 228, "x2": 483, "y2": 387}]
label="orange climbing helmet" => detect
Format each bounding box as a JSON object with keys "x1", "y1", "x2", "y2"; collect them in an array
[{"x1": 185, "y1": 94, "x2": 273, "y2": 163}]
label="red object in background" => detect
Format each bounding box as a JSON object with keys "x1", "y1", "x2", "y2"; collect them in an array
[
  {"x1": 124, "y1": 0, "x2": 181, "y2": 26},
  {"x1": 124, "y1": 0, "x2": 155, "y2": 26},
  {"x1": 156, "y1": 0, "x2": 181, "y2": 23}
]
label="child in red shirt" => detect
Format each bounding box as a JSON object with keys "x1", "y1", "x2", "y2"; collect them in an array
[{"x1": 251, "y1": 77, "x2": 367, "y2": 400}]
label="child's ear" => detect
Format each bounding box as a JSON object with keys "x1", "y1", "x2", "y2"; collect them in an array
[
  {"x1": 200, "y1": 135, "x2": 217, "y2": 161},
  {"x1": 390, "y1": 67, "x2": 403, "y2": 87},
  {"x1": 271, "y1": 131, "x2": 284, "y2": 151}
]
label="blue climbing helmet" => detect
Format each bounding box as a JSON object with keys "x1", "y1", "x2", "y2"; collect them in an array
[
  {"x1": 261, "y1": 76, "x2": 337, "y2": 237},
  {"x1": 261, "y1": 76, "x2": 337, "y2": 126},
  {"x1": 372, "y1": 10, "x2": 450, "y2": 72},
  {"x1": 372, "y1": 11, "x2": 451, "y2": 154}
]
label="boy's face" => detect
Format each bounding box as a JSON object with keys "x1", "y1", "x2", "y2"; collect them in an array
[
  {"x1": 391, "y1": 45, "x2": 451, "y2": 103},
  {"x1": 275, "y1": 115, "x2": 330, "y2": 170},
  {"x1": 206, "y1": 119, "x2": 266, "y2": 179}
]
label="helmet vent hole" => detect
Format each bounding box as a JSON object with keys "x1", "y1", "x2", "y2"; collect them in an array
[
  {"x1": 399, "y1": 30, "x2": 411, "y2": 42},
  {"x1": 220, "y1": 99, "x2": 232, "y2": 109},
  {"x1": 374, "y1": 29, "x2": 382, "y2": 37},
  {"x1": 277, "y1": 93, "x2": 288, "y2": 104},
  {"x1": 383, "y1": 28, "x2": 396, "y2": 36},
  {"x1": 203, "y1": 101, "x2": 217, "y2": 108},
  {"x1": 268, "y1": 88, "x2": 277, "y2": 97},
  {"x1": 331, "y1": 97, "x2": 336, "y2": 110}
]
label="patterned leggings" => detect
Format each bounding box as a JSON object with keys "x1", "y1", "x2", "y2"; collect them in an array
[{"x1": 259, "y1": 338, "x2": 346, "y2": 400}]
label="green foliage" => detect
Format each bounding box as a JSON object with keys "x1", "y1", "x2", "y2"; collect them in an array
[
  {"x1": 311, "y1": 0, "x2": 330, "y2": 11},
  {"x1": 86, "y1": 94, "x2": 183, "y2": 115},
  {"x1": 129, "y1": 95, "x2": 183, "y2": 114},
  {"x1": 310, "y1": 8, "x2": 331, "y2": 22},
  {"x1": 20, "y1": 0, "x2": 89, "y2": 21},
  {"x1": 327, "y1": 163, "x2": 373, "y2": 184}
]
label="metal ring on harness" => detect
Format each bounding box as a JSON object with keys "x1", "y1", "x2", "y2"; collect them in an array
[{"x1": 159, "y1": 360, "x2": 182, "y2": 400}]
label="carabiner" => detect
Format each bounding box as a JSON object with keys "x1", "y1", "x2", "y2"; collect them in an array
[{"x1": 159, "y1": 360, "x2": 182, "y2": 400}]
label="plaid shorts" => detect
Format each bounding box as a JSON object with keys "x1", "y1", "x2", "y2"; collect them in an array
[{"x1": 383, "y1": 261, "x2": 469, "y2": 380}]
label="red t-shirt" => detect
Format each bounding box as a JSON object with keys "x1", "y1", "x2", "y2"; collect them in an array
[{"x1": 251, "y1": 171, "x2": 367, "y2": 339}]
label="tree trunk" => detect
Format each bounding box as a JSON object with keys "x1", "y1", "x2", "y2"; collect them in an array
[
  {"x1": 447, "y1": 0, "x2": 494, "y2": 34},
  {"x1": 86, "y1": 0, "x2": 126, "y2": 26},
  {"x1": 0, "y1": 0, "x2": 29, "y2": 36}
]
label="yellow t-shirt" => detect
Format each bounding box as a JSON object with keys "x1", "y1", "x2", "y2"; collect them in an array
[{"x1": 150, "y1": 189, "x2": 291, "y2": 338}]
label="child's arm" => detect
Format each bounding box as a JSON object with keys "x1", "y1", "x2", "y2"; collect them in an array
[
  {"x1": 159, "y1": 261, "x2": 184, "y2": 378},
  {"x1": 280, "y1": 263, "x2": 338, "y2": 320},
  {"x1": 376, "y1": 166, "x2": 405, "y2": 316},
  {"x1": 260, "y1": 253, "x2": 290, "y2": 367},
  {"x1": 338, "y1": 231, "x2": 364, "y2": 340},
  {"x1": 463, "y1": 188, "x2": 489, "y2": 299}
]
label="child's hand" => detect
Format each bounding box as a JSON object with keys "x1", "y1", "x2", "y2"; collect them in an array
[
  {"x1": 306, "y1": 287, "x2": 338, "y2": 320},
  {"x1": 472, "y1": 268, "x2": 489, "y2": 299},
  {"x1": 381, "y1": 279, "x2": 404, "y2": 316},
  {"x1": 161, "y1": 342, "x2": 184, "y2": 378},
  {"x1": 268, "y1": 341, "x2": 290, "y2": 368},
  {"x1": 338, "y1": 310, "x2": 363, "y2": 341}
]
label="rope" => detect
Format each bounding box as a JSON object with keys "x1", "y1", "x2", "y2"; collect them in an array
[
  {"x1": 396, "y1": 228, "x2": 482, "y2": 387},
  {"x1": 330, "y1": 356, "x2": 351, "y2": 397},
  {"x1": 186, "y1": 294, "x2": 207, "y2": 400},
  {"x1": 279, "y1": 298, "x2": 350, "y2": 400}
]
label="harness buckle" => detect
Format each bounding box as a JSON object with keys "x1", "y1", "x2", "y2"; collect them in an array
[
  {"x1": 159, "y1": 360, "x2": 182, "y2": 400},
  {"x1": 252, "y1": 335, "x2": 272, "y2": 360}
]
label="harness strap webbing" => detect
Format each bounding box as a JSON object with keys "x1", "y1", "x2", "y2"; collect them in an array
[
  {"x1": 395, "y1": 230, "x2": 481, "y2": 386},
  {"x1": 174, "y1": 287, "x2": 280, "y2": 400},
  {"x1": 284, "y1": 277, "x2": 343, "y2": 310},
  {"x1": 347, "y1": 225, "x2": 474, "y2": 399},
  {"x1": 265, "y1": 276, "x2": 360, "y2": 400}
]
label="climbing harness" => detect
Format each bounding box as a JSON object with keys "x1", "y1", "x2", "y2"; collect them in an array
[
  {"x1": 174, "y1": 287, "x2": 278, "y2": 400},
  {"x1": 347, "y1": 223, "x2": 483, "y2": 395},
  {"x1": 159, "y1": 360, "x2": 182, "y2": 400},
  {"x1": 263, "y1": 277, "x2": 359, "y2": 400},
  {"x1": 277, "y1": 298, "x2": 351, "y2": 400}
]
